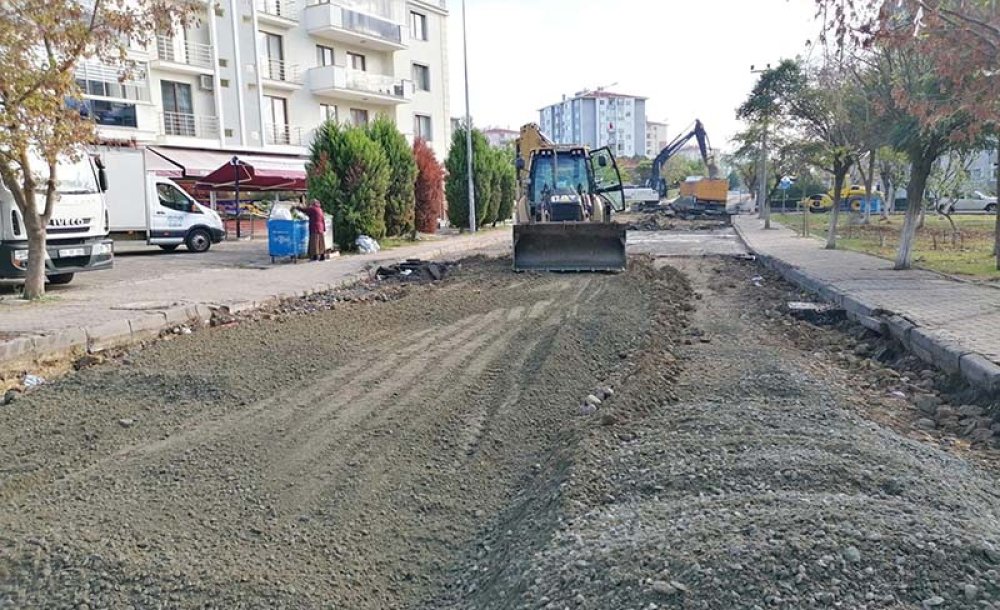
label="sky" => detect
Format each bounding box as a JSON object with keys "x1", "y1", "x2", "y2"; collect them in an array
[{"x1": 447, "y1": 0, "x2": 820, "y2": 151}]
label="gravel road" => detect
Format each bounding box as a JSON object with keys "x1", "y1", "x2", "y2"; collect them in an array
[{"x1": 4, "y1": 250, "x2": 1000, "y2": 609}]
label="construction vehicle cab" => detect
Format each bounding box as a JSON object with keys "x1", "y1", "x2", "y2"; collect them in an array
[{"x1": 514, "y1": 125, "x2": 627, "y2": 272}]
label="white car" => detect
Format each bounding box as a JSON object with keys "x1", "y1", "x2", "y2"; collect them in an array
[{"x1": 937, "y1": 191, "x2": 998, "y2": 214}]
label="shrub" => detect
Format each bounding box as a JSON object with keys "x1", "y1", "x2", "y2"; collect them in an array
[
  {"x1": 483, "y1": 148, "x2": 503, "y2": 226},
  {"x1": 367, "y1": 116, "x2": 417, "y2": 236},
  {"x1": 497, "y1": 150, "x2": 517, "y2": 224},
  {"x1": 445, "y1": 125, "x2": 492, "y2": 230},
  {"x1": 413, "y1": 137, "x2": 444, "y2": 234},
  {"x1": 307, "y1": 121, "x2": 390, "y2": 250}
]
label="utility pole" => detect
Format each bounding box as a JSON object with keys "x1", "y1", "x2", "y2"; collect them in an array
[{"x1": 462, "y1": 0, "x2": 476, "y2": 233}]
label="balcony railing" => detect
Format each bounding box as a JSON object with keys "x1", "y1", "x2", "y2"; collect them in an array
[
  {"x1": 344, "y1": 69, "x2": 403, "y2": 96},
  {"x1": 265, "y1": 123, "x2": 306, "y2": 146},
  {"x1": 162, "y1": 112, "x2": 219, "y2": 138},
  {"x1": 260, "y1": 57, "x2": 302, "y2": 83},
  {"x1": 341, "y1": 7, "x2": 402, "y2": 43},
  {"x1": 256, "y1": 0, "x2": 299, "y2": 19},
  {"x1": 76, "y1": 62, "x2": 149, "y2": 102},
  {"x1": 155, "y1": 35, "x2": 213, "y2": 69}
]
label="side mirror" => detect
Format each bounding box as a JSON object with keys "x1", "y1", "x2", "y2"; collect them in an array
[
  {"x1": 598, "y1": 156, "x2": 608, "y2": 168},
  {"x1": 94, "y1": 155, "x2": 108, "y2": 192},
  {"x1": 515, "y1": 158, "x2": 525, "y2": 171}
]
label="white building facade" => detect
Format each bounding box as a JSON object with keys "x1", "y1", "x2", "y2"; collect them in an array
[
  {"x1": 538, "y1": 90, "x2": 647, "y2": 158},
  {"x1": 645, "y1": 120, "x2": 668, "y2": 159},
  {"x1": 80, "y1": 0, "x2": 452, "y2": 163}
]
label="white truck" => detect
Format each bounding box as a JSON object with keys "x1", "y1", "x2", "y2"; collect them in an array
[
  {"x1": 0, "y1": 154, "x2": 114, "y2": 285},
  {"x1": 101, "y1": 148, "x2": 225, "y2": 253}
]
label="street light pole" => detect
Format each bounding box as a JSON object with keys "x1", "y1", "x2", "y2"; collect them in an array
[{"x1": 462, "y1": 0, "x2": 476, "y2": 233}]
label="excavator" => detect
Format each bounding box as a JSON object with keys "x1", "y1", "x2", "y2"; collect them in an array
[
  {"x1": 646, "y1": 120, "x2": 726, "y2": 215},
  {"x1": 512, "y1": 124, "x2": 627, "y2": 272}
]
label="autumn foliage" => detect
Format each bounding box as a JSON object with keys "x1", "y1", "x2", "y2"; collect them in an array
[{"x1": 413, "y1": 138, "x2": 445, "y2": 234}]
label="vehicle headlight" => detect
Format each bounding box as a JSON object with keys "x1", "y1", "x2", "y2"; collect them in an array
[
  {"x1": 92, "y1": 243, "x2": 113, "y2": 256},
  {"x1": 12, "y1": 250, "x2": 28, "y2": 262}
]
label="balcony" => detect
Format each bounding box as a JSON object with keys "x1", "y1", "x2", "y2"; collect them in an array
[
  {"x1": 161, "y1": 111, "x2": 219, "y2": 139},
  {"x1": 259, "y1": 58, "x2": 303, "y2": 90},
  {"x1": 152, "y1": 36, "x2": 214, "y2": 74},
  {"x1": 265, "y1": 123, "x2": 308, "y2": 147},
  {"x1": 308, "y1": 65, "x2": 412, "y2": 105},
  {"x1": 256, "y1": 0, "x2": 299, "y2": 27},
  {"x1": 305, "y1": 2, "x2": 406, "y2": 51}
]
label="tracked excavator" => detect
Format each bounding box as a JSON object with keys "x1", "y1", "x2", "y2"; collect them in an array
[{"x1": 513, "y1": 124, "x2": 627, "y2": 272}]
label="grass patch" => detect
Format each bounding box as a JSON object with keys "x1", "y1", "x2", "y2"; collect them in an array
[{"x1": 772, "y1": 212, "x2": 1000, "y2": 280}]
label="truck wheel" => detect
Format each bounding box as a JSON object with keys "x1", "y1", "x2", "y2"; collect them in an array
[
  {"x1": 48, "y1": 273, "x2": 75, "y2": 285},
  {"x1": 185, "y1": 228, "x2": 212, "y2": 253},
  {"x1": 986, "y1": 203, "x2": 997, "y2": 213},
  {"x1": 159, "y1": 244, "x2": 179, "y2": 252}
]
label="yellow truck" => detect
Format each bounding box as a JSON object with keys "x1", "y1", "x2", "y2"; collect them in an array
[{"x1": 678, "y1": 177, "x2": 729, "y2": 214}]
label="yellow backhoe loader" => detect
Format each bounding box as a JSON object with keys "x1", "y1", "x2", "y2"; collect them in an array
[{"x1": 513, "y1": 124, "x2": 627, "y2": 271}]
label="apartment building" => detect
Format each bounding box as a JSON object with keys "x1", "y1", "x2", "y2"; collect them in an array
[
  {"x1": 538, "y1": 90, "x2": 647, "y2": 158},
  {"x1": 482, "y1": 127, "x2": 519, "y2": 148},
  {"x1": 645, "y1": 120, "x2": 668, "y2": 159},
  {"x1": 80, "y1": 0, "x2": 452, "y2": 174}
]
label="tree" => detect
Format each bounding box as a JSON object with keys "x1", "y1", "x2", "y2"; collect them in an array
[
  {"x1": 815, "y1": 0, "x2": 999, "y2": 268},
  {"x1": 0, "y1": 0, "x2": 198, "y2": 299},
  {"x1": 740, "y1": 59, "x2": 863, "y2": 247},
  {"x1": 366, "y1": 116, "x2": 417, "y2": 237},
  {"x1": 662, "y1": 156, "x2": 705, "y2": 191},
  {"x1": 445, "y1": 125, "x2": 491, "y2": 230},
  {"x1": 413, "y1": 138, "x2": 444, "y2": 234},
  {"x1": 307, "y1": 122, "x2": 390, "y2": 251},
  {"x1": 481, "y1": 148, "x2": 502, "y2": 226},
  {"x1": 497, "y1": 150, "x2": 517, "y2": 225}
]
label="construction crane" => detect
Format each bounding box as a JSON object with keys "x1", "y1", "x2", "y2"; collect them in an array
[{"x1": 646, "y1": 120, "x2": 719, "y2": 197}]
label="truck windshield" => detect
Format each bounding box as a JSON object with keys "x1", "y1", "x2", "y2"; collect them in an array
[
  {"x1": 28, "y1": 153, "x2": 99, "y2": 195},
  {"x1": 530, "y1": 153, "x2": 589, "y2": 201}
]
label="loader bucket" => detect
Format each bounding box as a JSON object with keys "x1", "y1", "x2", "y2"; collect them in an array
[{"x1": 513, "y1": 222, "x2": 627, "y2": 272}]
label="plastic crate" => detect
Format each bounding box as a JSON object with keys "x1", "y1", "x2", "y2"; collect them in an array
[{"x1": 268, "y1": 219, "x2": 308, "y2": 262}]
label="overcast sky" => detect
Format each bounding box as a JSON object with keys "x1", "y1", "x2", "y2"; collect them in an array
[{"x1": 447, "y1": 0, "x2": 819, "y2": 150}]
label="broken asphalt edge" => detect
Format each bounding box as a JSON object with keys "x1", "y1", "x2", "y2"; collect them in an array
[
  {"x1": 732, "y1": 219, "x2": 1000, "y2": 395},
  {"x1": 0, "y1": 233, "x2": 509, "y2": 374}
]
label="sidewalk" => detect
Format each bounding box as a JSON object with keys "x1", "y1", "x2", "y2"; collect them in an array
[
  {"x1": 733, "y1": 215, "x2": 1000, "y2": 393},
  {"x1": 0, "y1": 229, "x2": 510, "y2": 368}
]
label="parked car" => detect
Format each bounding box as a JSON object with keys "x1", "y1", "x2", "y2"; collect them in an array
[{"x1": 936, "y1": 191, "x2": 998, "y2": 214}]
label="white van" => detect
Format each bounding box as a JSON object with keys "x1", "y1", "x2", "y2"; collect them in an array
[{"x1": 101, "y1": 148, "x2": 225, "y2": 252}]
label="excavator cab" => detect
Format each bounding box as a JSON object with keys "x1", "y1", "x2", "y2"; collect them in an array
[{"x1": 513, "y1": 144, "x2": 627, "y2": 272}]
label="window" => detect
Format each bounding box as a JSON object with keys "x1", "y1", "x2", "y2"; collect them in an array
[
  {"x1": 412, "y1": 63, "x2": 430, "y2": 92},
  {"x1": 414, "y1": 114, "x2": 432, "y2": 141},
  {"x1": 348, "y1": 52, "x2": 366, "y2": 72},
  {"x1": 320, "y1": 104, "x2": 337, "y2": 122},
  {"x1": 410, "y1": 11, "x2": 428, "y2": 41},
  {"x1": 157, "y1": 183, "x2": 194, "y2": 212},
  {"x1": 316, "y1": 45, "x2": 335, "y2": 67},
  {"x1": 350, "y1": 108, "x2": 369, "y2": 125},
  {"x1": 74, "y1": 99, "x2": 138, "y2": 128},
  {"x1": 259, "y1": 32, "x2": 285, "y2": 80},
  {"x1": 265, "y1": 95, "x2": 289, "y2": 143},
  {"x1": 161, "y1": 81, "x2": 194, "y2": 136}
]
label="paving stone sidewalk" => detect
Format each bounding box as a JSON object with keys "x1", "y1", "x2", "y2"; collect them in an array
[
  {"x1": 733, "y1": 215, "x2": 1000, "y2": 393},
  {"x1": 0, "y1": 229, "x2": 510, "y2": 368}
]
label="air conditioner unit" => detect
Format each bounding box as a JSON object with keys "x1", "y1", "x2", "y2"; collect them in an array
[{"x1": 198, "y1": 74, "x2": 214, "y2": 91}]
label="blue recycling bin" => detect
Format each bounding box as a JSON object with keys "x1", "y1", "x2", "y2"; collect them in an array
[{"x1": 268, "y1": 218, "x2": 308, "y2": 263}]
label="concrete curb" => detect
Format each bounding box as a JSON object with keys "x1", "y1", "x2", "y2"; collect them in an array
[
  {"x1": 0, "y1": 233, "x2": 509, "y2": 375},
  {"x1": 732, "y1": 217, "x2": 999, "y2": 395}
]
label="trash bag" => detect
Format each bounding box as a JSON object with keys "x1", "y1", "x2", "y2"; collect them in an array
[
  {"x1": 269, "y1": 203, "x2": 293, "y2": 220},
  {"x1": 356, "y1": 235, "x2": 381, "y2": 254}
]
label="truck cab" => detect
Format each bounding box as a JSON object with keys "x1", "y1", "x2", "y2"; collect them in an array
[{"x1": 0, "y1": 154, "x2": 114, "y2": 285}]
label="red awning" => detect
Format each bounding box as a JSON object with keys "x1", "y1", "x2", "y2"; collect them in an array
[
  {"x1": 147, "y1": 147, "x2": 308, "y2": 191},
  {"x1": 197, "y1": 158, "x2": 307, "y2": 191}
]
